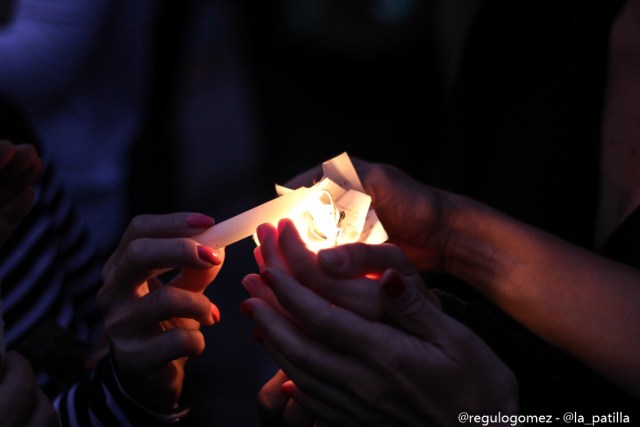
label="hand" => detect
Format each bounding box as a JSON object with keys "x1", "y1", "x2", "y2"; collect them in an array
[
  {"x1": 244, "y1": 268, "x2": 518, "y2": 426},
  {"x1": 98, "y1": 213, "x2": 224, "y2": 412},
  {"x1": 0, "y1": 140, "x2": 41, "y2": 246},
  {"x1": 246, "y1": 219, "x2": 436, "y2": 322},
  {"x1": 257, "y1": 369, "x2": 315, "y2": 427},
  {"x1": 242, "y1": 220, "x2": 518, "y2": 426},
  {"x1": 0, "y1": 351, "x2": 57, "y2": 427},
  {"x1": 283, "y1": 157, "x2": 464, "y2": 272}
]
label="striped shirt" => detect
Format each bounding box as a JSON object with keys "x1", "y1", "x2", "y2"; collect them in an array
[{"x1": 0, "y1": 139, "x2": 188, "y2": 425}]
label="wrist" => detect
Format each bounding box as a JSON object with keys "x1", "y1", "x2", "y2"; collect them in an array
[{"x1": 441, "y1": 195, "x2": 511, "y2": 293}]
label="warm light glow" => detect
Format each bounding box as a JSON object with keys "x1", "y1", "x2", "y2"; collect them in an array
[
  {"x1": 194, "y1": 152, "x2": 388, "y2": 252},
  {"x1": 288, "y1": 189, "x2": 342, "y2": 252}
]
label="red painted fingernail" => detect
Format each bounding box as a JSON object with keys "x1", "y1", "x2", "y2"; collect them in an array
[
  {"x1": 281, "y1": 380, "x2": 296, "y2": 395},
  {"x1": 197, "y1": 245, "x2": 222, "y2": 265},
  {"x1": 240, "y1": 300, "x2": 254, "y2": 319},
  {"x1": 382, "y1": 271, "x2": 405, "y2": 298},
  {"x1": 211, "y1": 303, "x2": 221, "y2": 324},
  {"x1": 260, "y1": 270, "x2": 276, "y2": 289},
  {"x1": 187, "y1": 214, "x2": 214, "y2": 228}
]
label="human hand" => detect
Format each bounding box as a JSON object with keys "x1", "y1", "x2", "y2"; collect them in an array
[
  {"x1": 243, "y1": 266, "x2": 518, "y2": 426},
  {"x1": 98, "y1": 213, "x2": 224, "y2": 412},
  {"x1": 284, "y1": 157, "x2": 464, "y2": 272},
  {"x1": 0, "y1": 351, "x2": 57, "y2": 427},
  {"x1": 0, "y1": 140, "x2": 41, "y2": 247},
  {"x1": 245, "y1": 219, "x2": 435, "y2": 322}
]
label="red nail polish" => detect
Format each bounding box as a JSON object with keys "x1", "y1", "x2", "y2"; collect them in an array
[
  {"x1": 197, "y1": 245, "x2": 221, "y2": 265},
  {"x1": 211, "y1": 303, "x2": 221, "y2": 324},
  {"x1": 187, "y1": 214, "x2": 214, "y2": 228},
  {"x1": 260, "y1": 270, "x2": 276, "y2": 289},
  {"x1": 281, "y1": 380, "x2": 296, "y2": 396},
  {"x1": 382, "y1": 271, "x2": 405, "y2": 298},
  {"x1": 240, "y1": 300, "x2": 254, "y2": 319}
]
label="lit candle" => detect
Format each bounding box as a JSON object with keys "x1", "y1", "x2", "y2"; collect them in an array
[{"x1": 194, "y1": 152, "x2": 387, "y2": 252}]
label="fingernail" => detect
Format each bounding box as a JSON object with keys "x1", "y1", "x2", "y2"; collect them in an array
[
  {"x1": 318, "y1": 247, "x2": 347, "y2": 270},
  {"x1": 256, "y1": 223, "x2": 269, "y2": 244},
  {"x1": 211, "y1": 303, "x2": 221, "y2": 324},
  {"x1": 197, "y1": 245, "x2": 222, "y2": 265},
  {"x1": 240, "y1": 300, "x2": 254, "y2": 319},
  {"x1": 242, "y1": 275, "x2": 263, "y2": 298},
  {"x1": 382, "y1": 271, "x2": 405, "y2": 298},
  {"x1": 187, "y1": 214, "x2": 214, "y2": 228},
  {"x1": 260, "y1": 270, "x2": 276, "y2": 289},
  {"x1": 281, "y1": 380, "x2": 296, "y2": 396}
]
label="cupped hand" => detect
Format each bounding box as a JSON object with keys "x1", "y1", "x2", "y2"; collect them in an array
[
  {"x1": 98, "y1": 213, "x2": 224, "y2": 411},
  {"x1": 243, "y1": 267, "x2": 518, "y2": 427},
  {"x1": 0, "y1": 351, "x2": 57, "y2": 427},
  {"x1": 283, "y1": 156, "x2": 463, "y2": 272},
  {"x1": 247, "y1": 219, "x2": 432, "y2": 321}
]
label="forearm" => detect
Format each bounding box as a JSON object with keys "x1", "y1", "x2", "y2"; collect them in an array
[{"x1": 443, "y1": 196, "x2": 640, "y2": 396}]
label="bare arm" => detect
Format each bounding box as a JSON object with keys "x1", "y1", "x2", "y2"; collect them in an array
[{"x1": 444, "y1": 195, "x2": 640, "y2": 397}]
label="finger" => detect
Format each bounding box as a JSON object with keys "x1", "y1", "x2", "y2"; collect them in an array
[
  {"x1": 168, "y1": 246, "x2": 224, "y2": 293},
  {"x1": 259, "y1": 267, "x2": 438, "y2": 367},
  {"x1": 101, "y1": 237, "x2": 221, "y2": 302},
  {"x1": 109, "y1": 213, "x2": 216, "y2": 267},
  {"x1": 379, "y1": 269, "x2": 448, "y2": 340},
  {"x1": 114, "y1": 327, "x2": 206, "y2": 370},
  {"x1": 276, "y1": 219, "x2": 382, "y2": 319},
  {"x1": 242, "y1": 273, "x2": 287, "y2": 316},
  {"x1": 0, "y1": 352, "x2": 40, "y2": 426},
  {"x1": 257, "y1": 369, "x2": 296, "y2": 426},
  {"x1": 255, "y1": 222, "x2": 288, "y2": 271},
  {"x1": 105, "y1": 285, "x2": 216, "y2": 337},
  {"x1": 318, "y1": 242, "x2": 439, "y2": 306},
  {"x1": 259, "y1": 337, "x2": 395, "y2": 427},
  {"x1": 281, "y1": 381, "x2": 362, "y2": 427},
  {"x1": 317, "y1": 243, "x2": 417, "y2": 279},
  {"x1": 253, "y1": 245, "x2": 265, "y2": 271},
  {"x1": 25, "y1": 390, "x2": 57, "y2": 427},
  {"x1": 280, "y1": 389, "x2": 315, "y2": 427},
  {"x1": 246, "y1": 295, "x2": 377, "y2": 400}
]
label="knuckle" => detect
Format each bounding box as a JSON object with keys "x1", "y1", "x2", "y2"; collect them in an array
[
  {"x1": 172, "y1": 329, "x2": 205, "y2": 356},
  {"x1": 129, "y1": 214, "x2": 152, "y2": 231},
  {"x1": 306, "y1": 305, "x2": 336, "y2": 333}
]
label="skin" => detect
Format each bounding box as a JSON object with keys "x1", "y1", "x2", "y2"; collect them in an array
[
  {"x1": 285, "y1": 158, "x2": 640, "y2": 397},
  {"x1": 98, "y1": 212, "x2": 225, "y2": 412},
  {"x1": 0, "y1": 140, "x2": 55, "y2": 427},
  {"x1": 242, "y1": 219, "x2": 519, "y2": 426},
  {"x1": 0, "y1": 351, "x2": 57, "y2": 427}
]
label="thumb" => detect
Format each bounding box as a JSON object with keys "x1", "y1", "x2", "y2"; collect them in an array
[{"x1": 380, "y1": 269, "x2": 445, "y2": 340}]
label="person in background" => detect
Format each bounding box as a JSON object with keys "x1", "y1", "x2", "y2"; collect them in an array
[
  {"x1": 0, "y1": 128, "x2": 225, "y2": 425},
  {"x1": 0, "y1": 140, "x2": 56, "y2": 427},
  {"x1": 0, "y1": 0, "x2": 161, "y2": 255}
]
